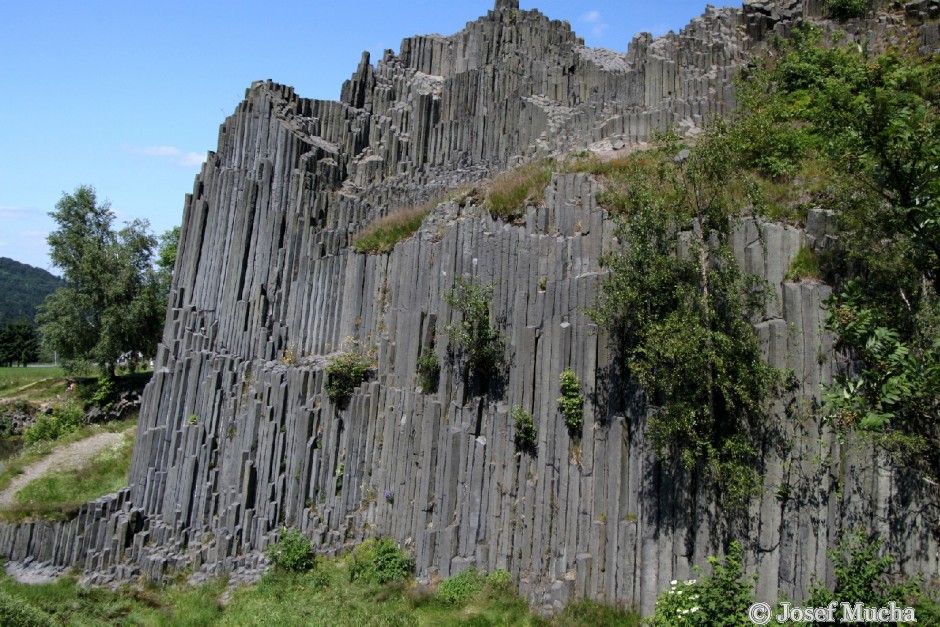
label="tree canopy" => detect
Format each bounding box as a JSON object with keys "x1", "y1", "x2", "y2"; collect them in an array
[
  {"x1": 589, "y1": 129, "x2": 783, "y2": 509},
  {"x1": 37, "y1": 186, "x2": 165, "y2": 376},
  {"x1": 0, "y1": 321, "x2": 39, "y2": 367},
  {"x1": 737, "y1": 27, "x2": 940, "y2": 473}
]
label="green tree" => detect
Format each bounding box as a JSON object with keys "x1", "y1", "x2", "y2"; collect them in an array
[
  {"x1": 591, "y1": 130, "x2": 781, "y2": 508},
  {"x1": 0, "y1": 321, "x2": 40, "y2": 367},
  {"x1": 37, "y1": 186, "x2": 164, "y2": 378},
  {"x1": 746, "y1": 27, "x2": 940, "y2": 471},
  {"x1": 444, "y1": 277, "x2": 504, "y2": 389},
  {"x1": 156, "y1": 225, "x2": 180, "y2": 299}
]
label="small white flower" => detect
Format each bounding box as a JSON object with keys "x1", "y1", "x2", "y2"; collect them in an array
[
  {"x1": 670, "y1": 579, "x2": 678, "y2": 585},
  {"x1": 682, "y1": 609, "x2": 690, "y2": 615},
  {"x1": 686, "y1": 579, "x2": 697, "y2": 585},
  {"x1": 677, "y1": 609, "x2": 682, "y2": 614},
  {"x1": 691, "y1": 606, "x2": 700, "y2": 613},
  {"x1": 676, "y1": 590, "x2": 683, "y2": 595},
  {"x1": 691, "y1": 594, "x2": 699, "y2": 600}
]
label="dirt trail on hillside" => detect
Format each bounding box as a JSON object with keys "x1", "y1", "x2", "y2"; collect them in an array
[{"x1": 0, "y1": 430, "x2": 132, "y2": 509}]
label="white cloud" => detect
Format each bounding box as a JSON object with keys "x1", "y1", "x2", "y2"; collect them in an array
[
  {"x1": 579, "y1": 10, "x2": 608, "y2": 38},
  {"x1": 180, "y1": 152, "x2": 207, "y2": 167},
  {"x1": 0, "y1": 206, "x2": 31, "y2": 218},
  {"x1": 125, "y1": 145, "x2": 205, "y2": 168},
  {"x1": 581, "y1": 10, "x2": 601, "y2": 23}
]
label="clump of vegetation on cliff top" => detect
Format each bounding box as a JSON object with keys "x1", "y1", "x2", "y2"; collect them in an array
[
  {"x1": 486, "y1": 159, "x2": 554, "y2": 221},
  {"x1": 352, "y1": 203, "x2": 434, "y2": 255}
]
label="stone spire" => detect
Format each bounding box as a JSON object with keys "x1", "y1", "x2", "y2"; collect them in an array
[{"x1": 494, "y1": 0, "x2": 519, "y2": 10}]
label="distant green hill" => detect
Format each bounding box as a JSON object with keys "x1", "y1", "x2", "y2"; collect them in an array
[{"x1": 0, "y1": 257, "x2": 62, "y2": 325}]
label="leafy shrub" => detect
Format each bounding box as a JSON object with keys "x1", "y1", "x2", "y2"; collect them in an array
[
  {"x1": 558, "y1": 368, "x2": 584, "y2": 436},
  {"x1": 511, "y1": 406, "x2": 537, "y2": 454},
  {"x1": 650, "y1": 541, "x2": 755, "y2": 626},
  {"x1": 89, "y1": 374, "x2": 116, "y2": 410},
  {"x1": 823, "y1": 0, "x2": 868, "y2": 19},
  {"x1": 416, "y1": 348, "x2": 440, "y2": 393},
  {"x1": 267, "y1": 527, "x2": 314, "y2": 573},
  {"x1": 785, "y1": 247, "x2": 821, "y2": 282},
  {"x1": 438, "y1": 568, "x2": 484, "y2": 606},
  {"x1": 0, "y1": 588, "x2": 56, "y2": 627},
  {"x1": 589, "y1": 130, "x2": 781, "y2": 510},
  {"x1": 824, "y1": 280, "x2": 938, "y2": 463},
  {"x1": 486, "y1": 569, "x2": 512, "y2": 591},
  {"x1": 806, "y1": 529, "x2": 940, "y2": 622},
  {"x1": 444, "y1": 277, "x2": 504, "y2": 385},
  {"x1": 353, "y1": 203, "x2": 434, "y2": 255},
  {"x1": 325, "y1": 342, "x2": 376, "y2": 409},
  {"x1": 486, "y1": 160, "x2": 554, "y2": 221},
  {"x1": 349, "y1": 538, "x2": 414, "y2": 585},
  {"x1": 23, "y1": 402, "x2": 84, "y2": 444}
]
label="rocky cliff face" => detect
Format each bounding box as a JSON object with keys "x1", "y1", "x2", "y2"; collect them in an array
[{"x1": 2, "y1": 0, "x2": 938, "y2": 615}]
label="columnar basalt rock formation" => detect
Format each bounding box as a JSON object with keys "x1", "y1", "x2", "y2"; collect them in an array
[{"x1": 2, "y1": 0, "x2": 938, "y2": 615}]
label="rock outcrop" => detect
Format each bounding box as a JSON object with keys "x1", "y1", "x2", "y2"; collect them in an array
[{"x1": 2, "y1": 0, "x2": 937, "y2": 615}]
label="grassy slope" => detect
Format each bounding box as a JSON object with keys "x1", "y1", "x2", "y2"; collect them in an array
[
  {"x1": 0, "y1": 560, "x2": 641, "y2": 626},
  {"x1": 0, "y1": 366, "x2": 69, "y2": 399},
  {"x1": 5, "y1": 429, "x2": 135, "y2": 522}
]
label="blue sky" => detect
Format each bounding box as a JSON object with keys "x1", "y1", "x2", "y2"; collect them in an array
[{"x1": 1, "y1": 0, "x2": 725, "y2": 272}]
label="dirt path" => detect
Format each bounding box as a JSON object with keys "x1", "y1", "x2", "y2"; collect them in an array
[{"x1": 0, "y1": 430, "x2": 131, "y2": 508}]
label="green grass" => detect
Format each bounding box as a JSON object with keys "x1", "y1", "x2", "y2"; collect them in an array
[
  {"x1": 785, "y1": 246, "x2": 822, "y2": 282},
  {"x1": 353, "y1": 204, "x2": 434, "y2": 255},
  {"x1": 486, "y1": 160, "x2": 555, "y2": 221},
  {"x1": 0, "y1": 366, "x2": 68, "y2": 399},
  {"x1": 0, "y1": 574, "x2": 224, "y2": 626},
  {"x1": 0, "y1": 560, "x2": 641, "y2": 627},
  {"x1": 0, "y1": 417, "x2": 137, "y2": 495},
  {"x1": 5, "y1": 429, "x2": 135, "y2": 522}
]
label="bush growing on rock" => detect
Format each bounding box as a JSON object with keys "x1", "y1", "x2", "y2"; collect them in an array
[
  {"x1": 445, "y1": 277, "x2": 504, "y2": 388},
  {"x1": 558, "y1": 368, "x2": 584, "y2": 436},
  {"x1": 324, "y1": 341, "x2": 376, "y2": 409},
  {"x1": 416, "y1": 347, "x2": 440, "y2": 393},
  {"x1": 511, "y1": 406, "x2": 537, "y2": 454}
]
